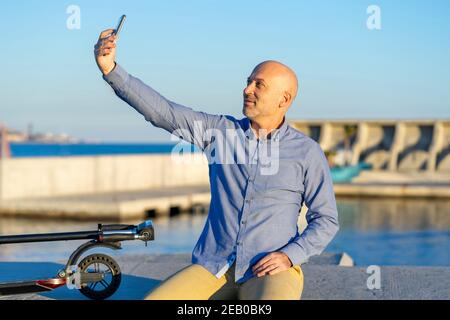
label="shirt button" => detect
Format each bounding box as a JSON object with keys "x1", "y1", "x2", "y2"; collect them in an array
[
  {"x1": 241, "y1": 220, "x2": 246, "y2": 225},
  {"x1": 237, "y1": 241, "x2": 242, "y2": 246}
]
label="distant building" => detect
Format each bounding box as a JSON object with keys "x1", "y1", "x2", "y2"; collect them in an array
[
  {"x1": 28, "y1": 132, "x2": 78, "y2": 143},
  {"x1": 6, "y1": 129, "x2": 28, "y2": 142},
  {"x1": 0, "y1": 124, "x2": 78, "y2": 145}
]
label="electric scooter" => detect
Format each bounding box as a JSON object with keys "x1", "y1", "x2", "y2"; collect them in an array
[{"x1": 0, "y1": 220, "x2": 154, "y2": 300}]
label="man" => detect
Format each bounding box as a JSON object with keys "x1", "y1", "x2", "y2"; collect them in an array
[{"x1": 94, "y1": 29, "x2": 339, "y2": 300}]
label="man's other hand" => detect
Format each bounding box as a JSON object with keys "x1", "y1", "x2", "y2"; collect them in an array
[
  {"x1": 94, "y1": 29, "x2": 117, "y2": 75},
  {"x1": 252, "y1": 252, "x2": 293, "y2": 277}
]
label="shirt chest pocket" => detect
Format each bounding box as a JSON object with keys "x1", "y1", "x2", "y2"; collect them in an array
[{"x1": 261, "y1": 160, "x2": 304, "y2": 195}]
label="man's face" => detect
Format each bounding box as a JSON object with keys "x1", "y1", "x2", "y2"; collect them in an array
[{"x1": 242, "y1": 66, "x2": 283, "y2": 121}]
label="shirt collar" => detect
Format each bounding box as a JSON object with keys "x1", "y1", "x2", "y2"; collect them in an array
[{"x1": 244, "y1": 117, "x2": 288, "y2": 142}]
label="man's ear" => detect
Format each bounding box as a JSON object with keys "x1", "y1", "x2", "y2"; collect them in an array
[{"x1": 279, "y1": 91, "x2": 292, "y2": 108}]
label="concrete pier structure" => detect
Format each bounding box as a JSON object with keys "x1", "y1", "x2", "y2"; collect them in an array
[
  {"x1": 289, "y1": 119, "x2": 450, "y2": 172},
  {"x1": 1, "y1": 119, "x2": 450, "y2": 220}
]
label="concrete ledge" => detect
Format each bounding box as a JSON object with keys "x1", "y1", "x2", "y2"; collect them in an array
[
  {"x1": 0, "y1": 185, "x2": 211, "y2": 221},
  {"x1": 1, "y1": 253, "x2": 449, "y2": 300},
  {"x1": 308, "y1": 252, "x2": 354, "y2": 267},
  {"x1": 334, "y1": 183, "x2": 450, "y2": 198}
]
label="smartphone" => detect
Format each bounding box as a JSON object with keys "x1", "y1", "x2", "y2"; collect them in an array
[{"x1": 114, "y1": 15, "x2": 126, "y2": 36}]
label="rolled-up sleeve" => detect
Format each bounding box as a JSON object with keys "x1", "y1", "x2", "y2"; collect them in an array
[
  {"x1": 103, "y1": 64, "x2": 221, "y2": 150},
  {"x1": 280, "y1": 143, "x2": 339, "y2": 266}
]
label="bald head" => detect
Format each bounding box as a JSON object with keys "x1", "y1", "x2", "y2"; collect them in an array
[
  {"x1": 252, "y1": 60, "x2": 299, "y2": 102},
  {"x1": 243, "y1": 60, "x2": 299, "y2": 126}
]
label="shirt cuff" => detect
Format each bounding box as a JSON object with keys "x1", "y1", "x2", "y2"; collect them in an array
[
  {"x1": 102, "y1": 63, "x2": 129, "y2": 89},
  {"x1": 279, "y1": 242, "x2": 309, "y2": 266}
]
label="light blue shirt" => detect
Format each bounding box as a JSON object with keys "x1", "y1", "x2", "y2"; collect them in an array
[{"x1": 103, "y1": 64, "x2": 339, "y2": 283}]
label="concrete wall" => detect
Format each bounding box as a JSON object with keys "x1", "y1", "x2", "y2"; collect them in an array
[
  {"x1": 289, "y1": 119, "x2": 450, "y2": 172},
  {"x1": 0, "y1": 154, "x2": 209, "y2": 200}
]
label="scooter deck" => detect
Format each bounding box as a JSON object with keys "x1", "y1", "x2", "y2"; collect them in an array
[
  {"x1": 0, "y1": 271, "x2": 104, "y2": 296},
  {"x1": 0, "y1": 278, "x2": 66, "y2": 295}
]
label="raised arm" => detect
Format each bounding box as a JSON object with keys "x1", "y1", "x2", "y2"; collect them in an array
[{"x1": 94, "y1": 29, "x2": 221, "y2": 150}]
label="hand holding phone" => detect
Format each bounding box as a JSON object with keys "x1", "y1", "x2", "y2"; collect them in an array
[{"x1": 94, "y1": 15, "x2": 126, "y2": 75}]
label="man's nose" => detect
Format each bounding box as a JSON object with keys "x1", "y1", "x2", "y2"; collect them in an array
[{"x1": 244, "y1": 83, "x2": 254, "y2": 95}]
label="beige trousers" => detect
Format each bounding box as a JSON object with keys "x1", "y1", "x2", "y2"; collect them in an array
[{"x1": 145, "y1": 262, "x2": 304, "y2": 300}]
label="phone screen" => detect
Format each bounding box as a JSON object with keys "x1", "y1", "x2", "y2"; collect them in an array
[{"x1": 114, "y1": 15, "x2": 126, "y2": 36}]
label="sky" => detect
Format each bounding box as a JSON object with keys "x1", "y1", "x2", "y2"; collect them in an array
[{"x1": 0, "y1": 0, "x2": 449, "y2": 142}]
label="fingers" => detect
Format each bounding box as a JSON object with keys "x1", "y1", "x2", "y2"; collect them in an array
[
  {"x1": 252, "y1": 252, "x2": 292, "y2": 277},
  {"x1": 95, "y1": 29, "x2": 117, "y2": 54},
  {"x1": 252, "y1": 254, "x2": 273, "y2": 273},
  {"x1": 267, "y1": 266, "x2": 281, "y2": 276},
  {"x1": 94, "y1": 35, "x2": 116, "y2": 57},
  {"x1": 94, "y1": 45, "x2": 114, "y2": 56},
  {"x1": 95, "y1": 47, "x2": 115, "y2": 56},
  {"x1": 255, "y1": 263, "x2": 278, "y2": 277},
  {"x1": 98, "y1": 28, "x2": 115, "y2": 40},
  {"x1": 94, "y1": 41, "x2": 116, "y2": 51},
  {"x1": 253, "y1": 259, "x2": 275, "y2": 275},
  {"x1": 96, "y1": 36, "x2": 116, "y2": 48}
]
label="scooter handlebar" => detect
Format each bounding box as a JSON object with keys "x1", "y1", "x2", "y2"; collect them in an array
[{"x1": 100, "y1": 220, "x2": 154, "y2": 242}]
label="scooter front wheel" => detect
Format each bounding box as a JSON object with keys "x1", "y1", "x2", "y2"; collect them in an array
[{"x1": 78, "y1": 253, "x2": 121, "y2": 300}]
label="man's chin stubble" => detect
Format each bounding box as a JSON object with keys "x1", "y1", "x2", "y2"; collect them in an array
[{"x1": 243, "y1": 109, "x2": 253, "y2": 118}]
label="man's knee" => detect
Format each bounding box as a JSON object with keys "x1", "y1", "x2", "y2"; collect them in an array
[
  {"x1": 144, "y1": 264, "x2": 226, "y2": 300},
  {"x1": 239, "y1": 265, "x2": 304, "y2": 300}
]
